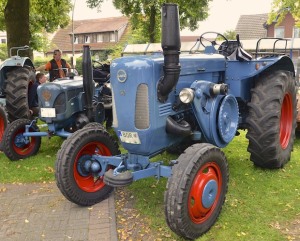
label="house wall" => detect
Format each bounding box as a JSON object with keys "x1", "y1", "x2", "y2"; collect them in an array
[{"x1": 267, "y1": 13, "x2": 295, "y2": 38}]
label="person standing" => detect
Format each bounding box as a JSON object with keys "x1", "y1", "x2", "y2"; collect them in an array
[
  {"x1": 28, "y1": 72, "x2": 47, "y2": 117},
  {"x1": 37, "y1": 49, "x2": 71, "y2": 81}
]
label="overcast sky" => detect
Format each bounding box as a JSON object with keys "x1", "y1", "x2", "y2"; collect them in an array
[{"x1": 72, "y1": 0, "x2": 274, "y2": 35}]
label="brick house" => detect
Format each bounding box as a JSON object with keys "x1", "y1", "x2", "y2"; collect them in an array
[
  {"x1": 46, "y1": 16, "x2": 129, "y2": 59},
  {"x1": 235, "y1": 12, "x2": 300, "y2": 62}
]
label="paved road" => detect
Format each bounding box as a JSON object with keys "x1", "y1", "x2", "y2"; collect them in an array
[{"x1": 0, "y1": 182, "x2": 117, "y2": 241}]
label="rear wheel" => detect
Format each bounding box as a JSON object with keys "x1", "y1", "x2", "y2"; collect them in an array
[
  {"x1": 165, "y1": 143, "x2": 228, "y2": 239},
  {"x1": 3, "y1": 119, "x2": 41, "y2": 160},
  {"x1": 5, "y1": 67, "x2": 35, "y2": 122},
  {"x1": 55, "y1": 126, "x2": 120, "y2": 206},
  {"x1": 246, "y1": 70, "x2": 297, "y2": 168}
]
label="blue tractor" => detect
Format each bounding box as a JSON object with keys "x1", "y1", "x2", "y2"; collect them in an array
[
  {"x1": 2, "y1": 47, "x2": 110, "y2": 160},
  {"x1": 55, "y1": 4, "x2": 297, "y2": 239}
]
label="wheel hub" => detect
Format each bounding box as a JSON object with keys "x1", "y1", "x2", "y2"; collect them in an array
[
  {"x1": 77, "y1": 155, "x2": 102, "y2": 177},
  {"x1": 202, "y1": 180, "x2": 218, "y2": 208}
]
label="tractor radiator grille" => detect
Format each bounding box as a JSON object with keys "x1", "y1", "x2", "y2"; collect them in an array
[
  {"x1": 67, "y1": 88, "x2": 83, "y2": 101},
  {"x1": 135, "y1": 84, "x2": 149, "y2": 129}
]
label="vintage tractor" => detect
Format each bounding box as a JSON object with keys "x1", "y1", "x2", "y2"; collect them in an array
[
  {"x1": 0, "y1": 46, "x2": 36, "y2": 147},
  {"x1": 2, "y1": 46, "x2": 110, "y2": 160},
  {"x1": 54, "y1": 4, "x2": 297, "y2": 239}
]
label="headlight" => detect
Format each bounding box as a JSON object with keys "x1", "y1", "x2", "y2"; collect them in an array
[{"x1": 179, "y1": 88, "x2": 194, "y2": 104}]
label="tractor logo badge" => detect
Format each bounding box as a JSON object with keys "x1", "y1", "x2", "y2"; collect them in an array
[
  {"x1": 42, "y1": 90, "x2": 52, "y2": 101},
  {"x1": 117, "y1": 69, "x2": 127, "y2": 83}
]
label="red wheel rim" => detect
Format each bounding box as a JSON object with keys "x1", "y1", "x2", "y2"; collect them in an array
[
  {"x1": 188, "y1": 162, "x2": 222, "y2": 224},
  {"x1": 12, "y1": 129, "x2": 38, "y2": 156},
  {"x1": 0, "y1": 117, "x2": 5, "y2": 142},
  {"x1": 73, "y1": 141, "x2": 112, "y2": 192},
  {"x1": 280, "y1": 93, "x2": 293, "y2": 149}
]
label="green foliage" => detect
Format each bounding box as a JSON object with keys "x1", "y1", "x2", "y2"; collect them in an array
[
  {"x1": 0, "y1": 0, "x2": 72, "y2": 51},
  {"x1": 268, "y1": 0, "x2": 300, "y2": 27},
  {"x1": 223, "y1": 30, "x2": 237, "y2": 40},
  {"x1": 0, "y1": 43, "x2": 7, "y2": 60},
  {"x1": 86, "y1": 0, "x2": 211, "y2": 43}
]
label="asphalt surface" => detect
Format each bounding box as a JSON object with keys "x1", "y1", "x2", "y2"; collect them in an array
[{"x1": 0, "y1": 182, "x2": 118, "y2": 241}]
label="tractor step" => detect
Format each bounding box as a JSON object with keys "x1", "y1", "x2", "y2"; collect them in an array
[{"x1": 103, "y1": 169, "x2": 133, "y2": 187}]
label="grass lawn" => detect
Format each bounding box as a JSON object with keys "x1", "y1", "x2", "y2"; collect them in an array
[{"x1": 0, "y1": 130, "x2": 299, "y2": 241}]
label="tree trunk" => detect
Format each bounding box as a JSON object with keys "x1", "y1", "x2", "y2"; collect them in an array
[
  {"x1": 149, "y1": 5, "x2": 156, "y2": 43},
  {"x1": 4, "y1": 0, "x2": 31, "y2": 58}
]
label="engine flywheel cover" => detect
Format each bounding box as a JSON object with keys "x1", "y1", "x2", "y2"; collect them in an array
[{"x1": 218, "y1": 95, "x2": 239, "y2": 143}]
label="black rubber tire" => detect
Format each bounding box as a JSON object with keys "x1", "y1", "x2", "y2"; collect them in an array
[
  {"x1": 3, "y1": 118, "x2": 41, "y2": 161},
  {"x1": 246, "y1": 70, "x2": 297, "y2": 168},
  {"x1": 164, "y1": 143, "x2": 229, "y2": 240},
  {"x1": 5, "y1": 67, "x2": 35, "y2": 122},
  {"x1": 0, "y1": 105, "x2": 8, "y2": 150},
  {"x1": 55, "y1": 126, "x2": 120, "y2": 206},
  {"x1": 83, "y1": 122, "x2": 105, "y2": 130}
]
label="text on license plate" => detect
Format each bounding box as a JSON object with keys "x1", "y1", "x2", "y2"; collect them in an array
[
  {"x1": 118, "y1": 131, "x2": 141, "y2": 144},
  {"x1": 40, "y1": 108, "x2": 56, "y2": 118}
]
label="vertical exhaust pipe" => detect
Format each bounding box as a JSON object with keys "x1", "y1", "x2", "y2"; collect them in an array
[
  {"x1": 157, "y1": 3, "x2": 181, "y2": 103},
  {"x1": 82, "y1": 45, "x2": 95, "y2": 121}
]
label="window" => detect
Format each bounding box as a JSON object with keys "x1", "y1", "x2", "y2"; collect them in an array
[
  {"x1": 1, "y1": 38, "x2": 6, "y2": 44},
  {"x1": 97, "y1": 34, "x2": 103, "y2": 42},
  {"x1": 110, "y1": 32, "x2": 115, "y2": 42},
  {"x1": 275, "y1": 27, "x2": 285, "y2": 38},
  {"x1": 73, "y1": 36, "x2": 78, "y2": 44},
  {"x1": 294, "y1": 27, "x2": 300, "y2": 38},
  {"x1": 85, "y1": 35, "x2": 90, "y2": 43}
]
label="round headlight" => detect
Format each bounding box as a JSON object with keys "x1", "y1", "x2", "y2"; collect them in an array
[{"x1": 179, "y1": 88, "x2": 194, "y2": 104}]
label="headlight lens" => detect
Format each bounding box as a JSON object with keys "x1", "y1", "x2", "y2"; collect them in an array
[{"x1": 179, "y1": 88, "x2": 194, "y2": 104}]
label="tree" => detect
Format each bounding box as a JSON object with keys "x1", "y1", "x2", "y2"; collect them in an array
[
  {"x1": 0, "y1": 0, "x2": 72, "y2": 58},
  {"x1": 268, "y1": 0, "x2": 300, "y2": 27},
  {"x1": 4, "y1": 0, "x2": 30, "y2": 57},
  {"x1": 86, "y1": 0, "x2": 211, "y2": 43},
  {"x1": 222, "y1": 30, "x2": 237, "y2": 40}
]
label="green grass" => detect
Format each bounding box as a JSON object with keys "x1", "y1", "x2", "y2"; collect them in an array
[
  {"x1": 125, "y1": 131, "x2": 300, "y2": 241},
  {"x1": 0, "y1": 130, "x2": 299, "y2": 240},
  {"x1": 0, "y1": 135, "x2": 64, "y2": 183}
]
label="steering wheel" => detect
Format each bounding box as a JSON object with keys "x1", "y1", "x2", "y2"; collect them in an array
[{"x1": 199, "y1": 31, "x2": 229, "y2": 50}]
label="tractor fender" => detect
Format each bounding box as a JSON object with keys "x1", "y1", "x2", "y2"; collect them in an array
[
  {"x1": 0, "y1": 56, "x2": 34, "y2": 70},
  {"x1": 226, "y1": 55, "x2": 295, "y2": 81}
]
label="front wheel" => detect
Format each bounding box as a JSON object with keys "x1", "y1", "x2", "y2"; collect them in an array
[
  {"x1": 55, "y1": 126, "x2": 120, "y2": 206},
  {"x1": 3, "y1": 119, "x2": 41, "y2": 160},
  {"x1": 246, "y1": 70, "x2": 297, "y2": 168},
  {"x1": 164, "y1": 143, "x2": 229, "y2": 239}
]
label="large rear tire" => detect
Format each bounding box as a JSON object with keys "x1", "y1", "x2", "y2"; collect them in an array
[
  {"x1": 5, "y1": 67, "x2": 35, "y2": 122},
  {"x1": 55, "y1": 126, "x2": 120, "y2": 206},
  {"x1": 3, "y1": 119, "x2": 41, "y2": 160},
  {"x1": 164, "y1": 143, "x2": 229, "y2": 239},
  {"x1": 246, "y1": 70, "x2": 297, "y2": 168}
]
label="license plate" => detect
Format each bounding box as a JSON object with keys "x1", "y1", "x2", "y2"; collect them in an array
[
  {"x1": 118, "y1": 131, "x2": 141, "y2": 144},
  {"x1": 40, "y1": 108, "x2": 56, "y2": 118}
]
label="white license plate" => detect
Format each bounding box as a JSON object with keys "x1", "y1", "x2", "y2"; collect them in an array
[
  {"x1": 40, "y1": 108, "x2": 56, "y2": 118},
  {"x1": 119, "y1": 131, "x2": 141, "y2": 144}
]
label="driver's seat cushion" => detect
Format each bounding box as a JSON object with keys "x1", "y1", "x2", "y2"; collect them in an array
[{"x1": 218, "y1": 40, "x2": 239, "y2": 57}]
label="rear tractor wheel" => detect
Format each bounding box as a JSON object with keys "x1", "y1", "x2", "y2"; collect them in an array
[{"x1": 246, "y1": 70, "x2": 297, "y2": 168}]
